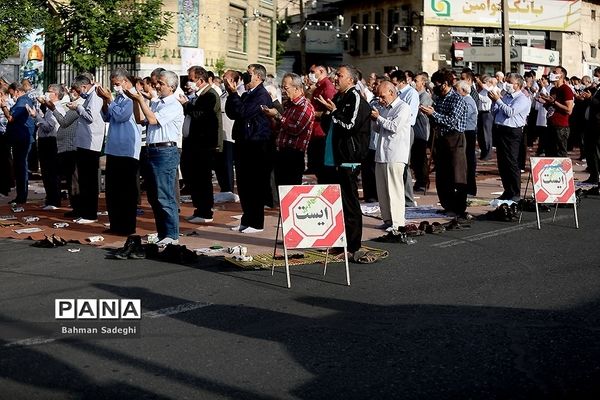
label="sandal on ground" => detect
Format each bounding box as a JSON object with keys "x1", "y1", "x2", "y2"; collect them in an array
[{"x1": 352, "y1": 249, "x2": 379, "y2": 264}]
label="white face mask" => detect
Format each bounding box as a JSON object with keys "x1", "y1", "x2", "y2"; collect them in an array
[
  {"x1": 308, "y1": 73, "x2": 317, "y2": 84},
  {"x1": 188, "y1": 82, "x2": 198, "y2": 92},
  {"x1": 44, "y1": 92, "x2": 52, "y2": 101},
  {"x1": 593, "y1": 77, "x2": 600, "y2": 85},
  {"x1": 505, "y1": 82, "x2": 516, "y2": 94},
  {"x1": 128, "y1": 87, "x2": 137, "y2": 95},
  {"x1": 113, "y1": 85, "x2": 123, "y2": 94},
  {"x1": 548, "y1": 73, "x2": 559, "y2": 82}
]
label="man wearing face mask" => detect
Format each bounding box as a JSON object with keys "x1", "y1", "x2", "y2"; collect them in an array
[
  {"x1": 66, "y1": 74, "x2": 105, "y2": 223},
  {"x1": 178, "y1": 65, "x2": 222, "y2": 224},
  {"x1": 224, "y1": 64, "x2": 273, "y2": 234},
  {"x1": 46, "y1": 83, "x2": 83, "y2": 213},
  {"x1": 1, "y1": 83, "x2": 35, "y2": 204},
  {"x1": 97, "y1": 68, "x2": 141, "y2": 235},
  {"x1": 308, "y1": 64, "x2": 336, "y2": 179},
  {"x1": 489, "y1": 73, "x2": 531, "y2": 202},
  {"x1": 28, "y1": 84, "x2": 63, "y2": 210},
  {"x1": 539, "y1": 66, "x2": 574, "y2": 157},
  {"x1": 419, "y1": 69, "x2": 469, "y2": 217}
]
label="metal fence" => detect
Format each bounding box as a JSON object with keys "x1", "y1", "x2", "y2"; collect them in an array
[{"x1": 44, "y1": 42, "x2": 138, "y2": 88}]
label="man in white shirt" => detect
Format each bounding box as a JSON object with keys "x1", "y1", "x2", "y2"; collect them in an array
[
  {"x1": 127, "y1": 70, "x2": 184, "y2": 246},
  {"x1": 370, "y1": 81, "x2": 412, "y2": 232},
  {"x1": 476, "y1": 75, "x2": 495, "y2": 160},
  {"x1": 391, "y1": 69, "x2": 419, "y2": 207},
  {"x1": 68, "y1": 75, "x2": 105, "y2": 223}
]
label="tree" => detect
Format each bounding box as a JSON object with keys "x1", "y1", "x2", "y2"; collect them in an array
[
  {"x1": 0, "y1": 1, "x2": 47, "y2": 62},
  {"x1": 45, "y1": 0, "x2": 173, "y2": 72},
  {"x1": 276, "y1": 20, "x2": 291, "y2": 68}
]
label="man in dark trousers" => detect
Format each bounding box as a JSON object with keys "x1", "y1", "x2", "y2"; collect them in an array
[
  {"x1": 316, "y1": 64, "x2": 373, "y2": 263},
  {"x1": 420, "y1": 69, "x2": 470, "y2": 218},
  {"x1": 180, "y1": 65, "x2": 222, "y2": 224},
  {"x1": 224, "y1": 64, "x2": 273, "y2": 234}
]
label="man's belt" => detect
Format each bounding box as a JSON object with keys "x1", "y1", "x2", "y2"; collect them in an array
[{"x1": 147, "y1": 141, "x2": 177, "y2": 148}]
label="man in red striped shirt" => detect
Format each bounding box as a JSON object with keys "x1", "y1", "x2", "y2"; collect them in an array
[{"x1": 263, "y1": 73, "x2": 315, "y2": 186}]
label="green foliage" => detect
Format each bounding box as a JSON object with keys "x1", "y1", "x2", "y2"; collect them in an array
[
  {"x1": 45, "y1": 0, "x2": 173, "y2": 72},
  {"x1": 275, "y1": 20, "x2": 291, "y2": 68},
  {"x1": 0, "y1": 1, "x2": 47, "y2": 62},
  {"x1": 214, "y1": 57, "x2": 226, "y2": 76}
]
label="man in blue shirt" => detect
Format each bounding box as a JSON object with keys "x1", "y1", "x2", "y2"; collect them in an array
[
  {"x1": 455, "y1": 80, "x2": 479, "y2": 197},
  {"x1": 127, "y1": 70, "x2": 184, "y2": 246},
  {"x1": 99, "y1": 68, "x2": 141, "y2": 236},
  {"x1": 489, "y1": 73, "x2": 531, "y2": 201},
  {"x1": 0, "y1": 83, "x2": 34, "y2": 204}
]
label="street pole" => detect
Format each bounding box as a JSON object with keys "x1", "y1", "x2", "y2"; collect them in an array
[
  {"x1": 299, "y1": 0, "x2": 306, "y2": 75},
  {"x1": 501, "y1": 0, "x2": 511, "y2": 73}
]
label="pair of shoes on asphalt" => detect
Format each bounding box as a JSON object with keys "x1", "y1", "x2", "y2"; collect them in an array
[
  {"x1": 351, "y1": 248, "x2": 387, "y2": 264},
  {"x1": 374, "y1": 230, "x2": 411, "y2": 244},
  {"x1": 113, "y1": 235, "x2": 146, "y2": 260},
  {"x1": 444, "y1": 217, "x2": 473, "y2": 230},
  {"x1": 32, "y1": 234, "x2": 68, "y2": 248},
  {"x1": 418, "y1": 221, "x2": 445, "y2": 234},
  {"x1": 146, "y1": 243, "x2": 197, "y2": 264},
  {"x1": 185, "y1": 215, "x2": 213, "y2": 224},
  {"x1": 230, "y1": 225, "x2": 264, "y2": 234}
]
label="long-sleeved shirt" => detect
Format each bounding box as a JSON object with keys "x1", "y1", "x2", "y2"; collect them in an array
[
  {"x1": 432, "y1": 89, "x2": 468, "y2": 135},
  {"x1": 35, "y1": 107, "x2": 59, "y2": 138},
  {"x1": 462, "y1": 95, "x2": 478, "y2": 132},
  {"x1": 102, "y1": 93, "x2": 141, "y2": 159},
  {"x1": 276, "y1": 94, "x2": 314, "y2": 152},
  {"x1": 74, "y1": 86, "x2": 106, "y2": 151},
  {"x1": 372, "y1": 96, "x2": 412, "y2": 164},
  {"x1": 398, "y1": 84, "x2": 419, "y2": 126},
  {"x1": 492, "y1": 90, "x2": 531, "y2": 128},
  {"x1": 478, "y1": 88, "x2": 493, "y2": 112},
  {"x1": 54, "y1": 98, "x2": 82, "y2": 153},
  {"x1": 414, "y1": 90, "x2": 432, "y2": 141},
  {"x1": 145, "y1": 93, "x2": 184, "y2": 144}
]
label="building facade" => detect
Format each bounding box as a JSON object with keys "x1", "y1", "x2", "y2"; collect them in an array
[{"x1": 338, "y1": 0, "x2": 600, "y2": 77}]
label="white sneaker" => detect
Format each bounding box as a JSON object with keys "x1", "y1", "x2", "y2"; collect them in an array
[
  {"x1": 73, "y1": 217, "x2": 97, "y2": 224},
  {"x1": 188, "y1": 216, "x2": 214, "y2": 224},
  {"x1": 241, "y1": 226, "x2": 263, "y2": 234},
  {"x1": 230, "y1": 225, "x2": 247, "y2": 232},
  {"x1": 42, "y1": 205, "x2": 58, "y2": 211},
  {"x1": 156, "y1": 237, "x2": 179, "y2": 247}
]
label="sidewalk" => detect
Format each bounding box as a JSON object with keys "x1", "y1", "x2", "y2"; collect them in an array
[{"x1": 0, "y1": 150, "x2": 594, "y2": 258}]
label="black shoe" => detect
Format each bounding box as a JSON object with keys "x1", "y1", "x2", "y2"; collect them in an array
[
  {"x1": 114, "y1": 235, "x2": 141, "y2": 260},
  {"x1": 129, "y1": 243, "x2": 146, "y2": 259},
  {"x1": 63, "y1": 210, "x2": 80, "y2": 218}
]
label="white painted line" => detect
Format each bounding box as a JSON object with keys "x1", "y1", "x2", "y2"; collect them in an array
[
  {"x1": 4, "y1": 337, "x2": 57, "y2": 347},
  {"x1": 3, "y1": 301, "x2": 212, "y2": 347},
  {"x1": 142, "y1": 301, "x2": 212, "y2": 319},
  {"x1": 432, "y1": 215, "x2": 570, "y2": 248}
]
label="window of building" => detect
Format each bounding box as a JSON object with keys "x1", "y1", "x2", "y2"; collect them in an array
[
  {"x1": 387, "y1": 9, "x2": 399, "y2": 51},
  {"x1": 362, "y1": 13, "x2": 370, "y2": 54},
  {"x1": 374, "y1": 11, "x2": 382, "y2": 52},
  {"x1": 592, "y1": 10, "x2": 596, "y2": 21},
  {"x1": 398, "y1": 6, "x2": 411, "y2": 50},
  {"x1": 258, "y1": 19, "x2": 273, "y2": 58},
  {"x1": 345, "y1": 15, "x2": 359, "y2": 54},
  {"x1": 228, "y1": 5, "x2": 246, "y2": 53}
]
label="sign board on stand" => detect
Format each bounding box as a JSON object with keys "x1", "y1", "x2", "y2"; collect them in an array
[
  {"x1": 275, "y1": 185, "x2": 349, "y2": 288},
  {"x1": 528, "y1": 157, "x2": 579, "y2": 229}
]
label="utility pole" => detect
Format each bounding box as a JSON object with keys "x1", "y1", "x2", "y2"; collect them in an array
[
  {"x1": 501, "y1": 0, "x2": 511, "y2": 73},
  {"x1": 299, "y1": 0, "x2": 306, "y2": 74}
]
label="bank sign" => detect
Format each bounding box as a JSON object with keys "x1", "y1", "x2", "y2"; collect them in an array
[{"x1": 425, "y1": 0, "x2": 581, "y2": 32}]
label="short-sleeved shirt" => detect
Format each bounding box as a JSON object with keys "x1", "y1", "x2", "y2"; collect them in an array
[
  {"x1": 145, "y1": 94, "x2": 184, "y2": 144},
  {"x1": 548, "y1": 84, "x2": 574, "y2": 127}
]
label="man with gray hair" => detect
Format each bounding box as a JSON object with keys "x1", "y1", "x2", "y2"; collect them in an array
[
  {"x1": 66, "y1": 74, "x2": 105, "y2": 223},
  {"x1": 262, "y1": 72, "x2": 315, "y2": 186},
  {"x1": 224, "y1": 63, "x2": 273, "y2": 234},
  {"x1": 455, "y1": 80, "x2": 479, "y2": 197},
  {"x1": 127, "y1": 70, "x2": 184, "y2": 246},
  {"x1": 489, "y1": 73, "x2": 531, "y2": 201}
]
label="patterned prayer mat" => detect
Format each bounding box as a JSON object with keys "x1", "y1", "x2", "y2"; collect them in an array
[{"x1": 224, "y1": 246, "x2": 389, "y2": 269}]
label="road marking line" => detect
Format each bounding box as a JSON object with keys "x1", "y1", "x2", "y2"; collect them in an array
[
  {"x1": 3, "y1": 301, "x2": 212, "y2": 348},
  {"x1": 432, "y1": 215, "x2": 570, "y2": 248},
  {"x1": 142, "y1": 301, "x2": 212, "y2": 318}
]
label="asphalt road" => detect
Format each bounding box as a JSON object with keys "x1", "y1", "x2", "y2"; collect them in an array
[{"x1": 1, "y1": 195, "x2": 600, "y2": 399}]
